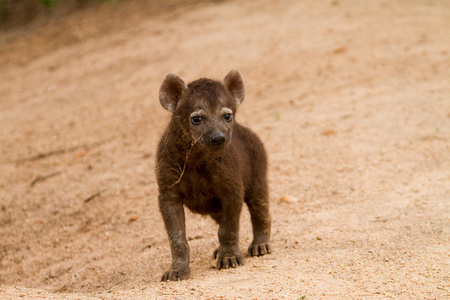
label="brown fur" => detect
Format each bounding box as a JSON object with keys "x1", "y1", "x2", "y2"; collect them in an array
[{"x1": 155, "y1": 70, "x2": 271, "y2": 281}]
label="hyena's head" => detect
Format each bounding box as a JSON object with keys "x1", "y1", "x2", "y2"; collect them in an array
[{"x1": 159, "y1": 70, "x2": 245, "y2": 151}]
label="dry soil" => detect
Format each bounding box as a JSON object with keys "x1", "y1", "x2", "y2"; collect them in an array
[{"x1": 0, "y1": 0, "x2": 449, "y2": 299}]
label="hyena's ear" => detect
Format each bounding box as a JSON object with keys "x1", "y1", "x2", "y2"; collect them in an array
[
  {"x1": 159, "y1": 73, "x2": 188, "y2": 112},
  {"x1": 222, "y1": 69, "x2": 245, "y2": 106}
]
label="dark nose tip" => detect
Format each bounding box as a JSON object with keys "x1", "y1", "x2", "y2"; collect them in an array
[{"x1": 211, "y1": 132, "x2": 225, "y2": 145}]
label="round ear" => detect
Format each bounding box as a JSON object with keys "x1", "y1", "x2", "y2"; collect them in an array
[
  {"x1": 159, "y1": 73, "x2": 188, "y2": 112},
  {"x1": 222, "y1": 69, "x2": 245, "y2": 106}
]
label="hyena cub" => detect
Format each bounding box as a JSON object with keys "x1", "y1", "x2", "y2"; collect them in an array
[{"x1": 156, "y1": 70, "x2": 271, "y2": 281}]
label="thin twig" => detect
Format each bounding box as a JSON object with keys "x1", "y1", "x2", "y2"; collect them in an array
[
  {"x1": 167, "y1": 135, "x2": 202, "y2": 188},
  {"x1": 30, "y1": 171, "x2": 62, "y2": 187},
  {"x1": 70, "y1": 265, "x2": 88, "y2": 292},
  {"x1": 83, "y1": 189, "x2": 107, "y2": 203}
]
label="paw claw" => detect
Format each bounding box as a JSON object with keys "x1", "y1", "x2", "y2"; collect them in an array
[
  {"x1": 161, "y1": 269, "x2": 190, "y2": 282},
  {"x1": 214, "y1": 246, "x2": 244, "y2": 270},
  {"x1": 248, "y1": 242, "x2": 272, "y2": 257}
]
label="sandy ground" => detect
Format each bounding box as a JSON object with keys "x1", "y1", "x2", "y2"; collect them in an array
[{"x1": 1, "y1": 0, "x2": 449, "y2": 299}]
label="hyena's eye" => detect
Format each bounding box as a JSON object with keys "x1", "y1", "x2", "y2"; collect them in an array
[
  {"x1": 191, "y1": 116, "x2": 202, "y2": 125},
  {"x1": 224, "y1": 113, "x2": 232, "y2": 122}
]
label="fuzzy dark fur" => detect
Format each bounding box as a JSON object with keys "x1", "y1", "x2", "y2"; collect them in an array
[{"x1": 155, "y1": 70, "x2": 271, "y2": 281}]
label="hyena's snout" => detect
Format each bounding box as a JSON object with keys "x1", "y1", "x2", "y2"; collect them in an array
[{"x1": 210, "y1": 132, "x2": 226, "y2": 146}]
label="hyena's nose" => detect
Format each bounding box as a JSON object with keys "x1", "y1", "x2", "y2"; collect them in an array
[{"x1": 211, "y1": 132, "x2": 225, "y2": 145}]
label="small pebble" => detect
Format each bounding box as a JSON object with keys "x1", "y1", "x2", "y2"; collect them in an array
[{"x1": 280, "y1": 195, "x2": 299, "y2": 203}]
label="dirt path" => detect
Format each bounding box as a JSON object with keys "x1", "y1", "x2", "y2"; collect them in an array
[{"x1": 1, "y1": 0, "x2": 449, "y2": 299}]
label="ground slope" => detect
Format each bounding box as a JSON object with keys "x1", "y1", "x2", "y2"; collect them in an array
[{"x1": 0, "y1": 0, "x2": 449, "y2": 299}]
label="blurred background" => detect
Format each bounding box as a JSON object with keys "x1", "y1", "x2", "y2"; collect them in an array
[{"x1": 0, "y1": 0, "x2": 449, "y2": 298}]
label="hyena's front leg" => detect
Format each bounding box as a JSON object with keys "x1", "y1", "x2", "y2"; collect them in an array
[{"x1": 159, "y1": 194, "x2": 190, "y2": 281}]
